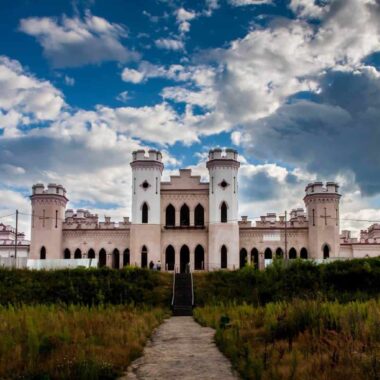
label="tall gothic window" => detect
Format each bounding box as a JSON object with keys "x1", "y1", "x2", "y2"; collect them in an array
[
  {"x1": 289, "y1": 247, "x2": 297, "y2": 259},
  {"x1": 166, "y1": 204, "x2": 175, "y2": 227},
  {"x1": 221, "y1": 202, "x2": 227, "y2": 223},
  {"x1": 88, "y1": 249, "x2": 95, "y2": 259},
  {"x1": 64, "y1": 248, "x2": 70, "y2": 259},
  {"x1": 74, "y1": 248, "x2": 82, "y2": 259},
  {"x1": 180, "y1": 204, "x2": 190, "y2": 226},
  {"x1": 323, "y1": 244, "x2": 330, "y2": 259},
  {"x1": 221, "y1": 245, "x2": 227, "y2": 268},
  {"x1": 40, "y1": 246, "x2": 46, "y2": 260},
  {"x1": 142, "y1": 203, "x2": 148, "y2": 224},
  {"x1": 194, "y1": 204, "x2": 204, "y2": 227},
  {"x1": 141, "y1": 245, "x2": 148, "y2": 268},
  {"x1": 123, "y1": 249, "x2": 130, "y2": 267},
  {"x1": 300, "y1": 247, "x2": 308, "y2": 259}
]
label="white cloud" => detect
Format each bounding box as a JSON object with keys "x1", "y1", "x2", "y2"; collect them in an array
[
  {"x1": 175, "y1": 8, "x2": 197, "y2": 34},
  {"x1": 64, "y1": 75, "x2": 75, "y2": 86},
  {"x1": 155, "y1": 38, "x2": 184, "y2": 51},
  {"x1": 289, "y1": 0, "x2": 329, "y2": 19},
  {"x1": 121, "y1": 68, "x2": 145, "y2": 83},
  {"x1": 19, "y1": 12, "x2": 139, "y2": 67},
  {"x1": 116, "y1": 91, "x2": 130, "y2": 103},
  {"x1": 228, "y1": 0, "x2": 271, "y2": 6}
]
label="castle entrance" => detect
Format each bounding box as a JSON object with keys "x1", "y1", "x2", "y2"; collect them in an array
[{"x1": 180, "y1": 245, "x2": 190, "y2": 273}]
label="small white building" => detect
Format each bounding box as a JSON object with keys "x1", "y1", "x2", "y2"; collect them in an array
[
  {"x1": 27, "y1": 148, "x2": 380, "y2": 271},
  {"x1": 0, "y1": 223, "x2": 29, "y2": 267}
]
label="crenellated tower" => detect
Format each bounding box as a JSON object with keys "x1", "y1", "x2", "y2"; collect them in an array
[
  {"x1": 304, "y1": 182, "x2": 341, "y2": 259},
  {"x1": 30, "y1": 183, "x2": 68, "y2": 259},
  {"x1": 130, "y1": 149, "x2": 163, "y2": 267},
  {"x1": 207, "y1": 148, "x2": 240, "y2": 269}
]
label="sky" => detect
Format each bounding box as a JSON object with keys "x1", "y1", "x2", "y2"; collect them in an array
[{"x1": 0, "y1": 0, "x2": 380, "y2": 238}]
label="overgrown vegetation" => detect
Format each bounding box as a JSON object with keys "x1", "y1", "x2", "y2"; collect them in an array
[
  {"x1": 0, "y1": 304, "x2": 168, "y2": 379},
  {"x1": 194, "y1": 258, "x2": 380, "y2": 306},
  {"x1": 0, "y1": 267, "x2": 171, "y2": 306},
  {"x1": 194, "y1": 300, "x2": 380, "y2": 380}
]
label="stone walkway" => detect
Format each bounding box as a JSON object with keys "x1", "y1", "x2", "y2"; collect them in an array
[{"x1": 122, "y1": 317, "x2": 239, "y2": 380}]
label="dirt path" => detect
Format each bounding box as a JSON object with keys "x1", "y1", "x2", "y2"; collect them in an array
[{"x1": 122, "y1": 316, "x2": 239, "y2": 380}]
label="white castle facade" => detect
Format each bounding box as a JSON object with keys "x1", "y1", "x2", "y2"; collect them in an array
[{"x1": 28, "y1": 148, "x2": 380, "y2": 271}]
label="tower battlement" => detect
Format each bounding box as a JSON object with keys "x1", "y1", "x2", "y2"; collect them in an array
[
  {"x1": 32, "y1": 183, "x2": 67, "y2": 197},
  {"x1": 132, "y1": 149, "x2": 162, "y2": 162},
  {"x1": 208, "y1": 148, "x2": 238, "y2": 161},
  {"x1": 305, "y1": 181, "x2": 339, "y2": 195}
]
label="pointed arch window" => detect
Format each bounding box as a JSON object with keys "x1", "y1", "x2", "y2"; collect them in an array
[
  {"x1": 88, "y1": 249, "x2": 95, "y2": 259},
  {"x1": 123, "y1": 249, "x2": 130, "y2": 267},
  {"x1": 323, "y1": 244, "x2": 330, "y2": 259},
  {"x1": 142, "y1": 203, "x2": 148, "y2": 224},
  {"x1": 221, "y1": 202, "x2": 227, "y2": 223},
  {"x1": 74, "y1": 248, "x2": 82, "y2": 259},
  {"x1": 300, "y1": 247, "x2": 308, "y2": 259},
  {"x1": 194, "y1": 204, "x2": 204, "y2": 227},
  {"x1": 289, "y1": 247, "x2": 297, "y2": 259},
  {"x1": 141, "y1": 245, "x2": 148, "y2": 268},
  {"x1": 99, "y1": 248, "x2": 107, "y2": 267},
  {"x1": 165, "y1": 204, "x2": 175, "y2": 227},
  {"x1": 40, "y1": 246, "x2": 46, "y2": 260},
  {"x1": 180, "y1": 204, "x2": 190, "y2": 226},
  {"x1": 221, "y1": 245, "x2": 227, "y2": 269},
  {"x1": 251, "y1": 248, "x2": 259, "y2": 269},
  {"x1": 64, "y1": 248, "x2": 70, "y2": 259},
  {"x1": 195, "y1": 245, "x2": 205, "y2": 270}
]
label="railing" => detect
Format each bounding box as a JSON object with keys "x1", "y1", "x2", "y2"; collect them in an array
[{"x1": 171, "y1": 265, "x2": 176, "y2": 307}]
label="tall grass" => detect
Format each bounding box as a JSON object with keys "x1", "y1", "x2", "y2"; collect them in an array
[
  {"x1": 194, "y1": 300, "x2": 380, "y2": 380},
  {"x1": 0, "y1": 304, "x2": 168, "y2": 379}
]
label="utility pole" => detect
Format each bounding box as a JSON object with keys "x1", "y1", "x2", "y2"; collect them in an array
[
  {"x1": 284, "y1": 210, "x2": 288, "y2": 261},
  {"x1": 14, "y1": 209, "x2": 18, "y2": 259}
]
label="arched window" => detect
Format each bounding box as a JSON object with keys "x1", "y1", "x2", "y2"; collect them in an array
[
  {"x1": 165, "y1": 245, "x2": 175, "y2": 271},
  {"x1": 64, "y1": 248, "x2": 70, "y2": 259},
  {"x1": 239, "y1": 248, "x2": 248, "y2": 269},
  {"x1": 74, "y1": 248, "x2": 82, "y2": 259},
  {"x1": 40, "y1": 246, "x2": 46, "y2": 260},
  {"x1": 221, "y1": 245, "x2": 227, "y2": 268},
  {"x1": 88, "y1": 249, "x2": 95, "y2": 259},
  {"x1": 289, "y1": 248, "x2": 297, "y2": 259},
  {"x1": 142, "y1": 203, "x2": 148, "y2": 224},
  {"x1": 264, "y1": 248, "x2": 272, "y2": 259},
  {"x1": 112, "y1": 249, "x2": 120, "y2": 269},
  {"x1": 180, "y1": 245, "x2": 190, "y2": 273},
  {"x1": 99, "y1": 248, "x2": 107, "y2": 268},
  {"x1": 165, "y1": 204, "x2": 175, "y2": 227},
  {"x1": 276, "y1": 248, "x2": 284, "y2": 259},
  {"x1": 180, "y1": 204, "x2": 190, "y2": 226},
  {"x1": 194, "y1": 204, "x2": 204, "y2": 227},
  {"x1": 251, "y1": 248, "x2": 259, "y2": 269},
  {"x1": 221, "y1": 202, "x2": 227, "y2": 223},
  {"x1": 323, "y1": 244, "x2": 330, "y2": 259},
  {"x1": 123, "y1": 249, "x2": 130, "y2": 267},
  {"x1": 141, "y1": 245, "x2": 148, "y2": 268},
  {"x1": 300, "y1": 247, "x2": 308, "y2": 259},
  {"x1": 194, "y1": 245, "x2": 205, "y2": 270}
]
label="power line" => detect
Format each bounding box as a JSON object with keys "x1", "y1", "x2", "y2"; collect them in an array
[{"x1": 0, "y1": 212, "x2": 15, "y2": 220}]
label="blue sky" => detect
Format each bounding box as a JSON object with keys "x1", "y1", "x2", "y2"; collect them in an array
[{"x1": 1, "y1": 0, "x2": 380, "y2": 236}]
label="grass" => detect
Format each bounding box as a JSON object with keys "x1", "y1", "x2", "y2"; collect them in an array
[
  {"x1": 194, "y1": 300, "x2": 380, "y2": 380},
  {"x1": 0, "y1": 304, "x2": 169, "y2": 380}
]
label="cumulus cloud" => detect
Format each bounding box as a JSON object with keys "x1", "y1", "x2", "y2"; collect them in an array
[
  {"x1": 228, "y1": 0, "x2": 271, "y2": 6},
  {"x1": 121, "y1": 68, "x2": 145, "y2": 83},
  {"x1": 19, "y1": 12, "x2": 139, "y2": 67},
  {"x1": 155, "y1": 38, "x2": 184, "y2": 51},
  {"x1": 175, "y1": 8, "x2": 197, "y2": 34}
]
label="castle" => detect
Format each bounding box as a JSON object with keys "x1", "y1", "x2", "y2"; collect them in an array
[{"x1": 28, "y1": 148, "x2": 380, "y2": 271}]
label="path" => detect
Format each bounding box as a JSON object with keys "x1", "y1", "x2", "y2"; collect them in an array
[{"x1": 122, "y1": 316, "x2": 239, "y2": 380}]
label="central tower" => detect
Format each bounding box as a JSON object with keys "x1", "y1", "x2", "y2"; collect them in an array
[
  {"x1": 130, "y1": 150, "x2": 163, "y2": 267},
  {"x1": 207, "y1": 148, "x2": 240, "y2": 269}
]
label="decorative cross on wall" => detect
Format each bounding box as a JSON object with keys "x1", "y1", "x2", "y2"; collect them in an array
[
  {"x1": 39, "y1": 210, "x2": 49, "y2": 227},
  {"x1": 320, "y1": 207, "x2": 331, "y2": 226}
]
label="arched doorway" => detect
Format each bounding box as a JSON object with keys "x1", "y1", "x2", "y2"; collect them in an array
[
  {"x1": 221, "y1": 202, "x2": 227, "y2": 223},
  {"x1": 64, "y1": 248, "x2": 70, "y2": 259},
  {"x1": 221, "y1": 245, "x2": 227, "y2": 269},
  {"x1": 165, "y1": 245, "x2": 175, "y2": 271},
  {"x1": 141, "y1": 245, "x2": 148, "y2": 268},
  {"x1": 165, "y1": 204, "x2": 175, "y2": 227},
  {"x1": 123, "y1": 249, "x2": 130, "y2": 267},
  {"x1": 251, "y1": 248, "x2": 259, "y2": 269},
  {"x1": 99, "y1": 248, "x2": 107, "y2": 267},
  {"x1": 194, "y1": 245, "x2": 204, "y2": 270},
  {"x1": 194, "y1": 204, "x2": 204, "y2": 227},
  {"x1": 289, "y1": 247, "x2": 297, "y2": 259},
  {"x1": 74, "y1": 248, "x2": 82, "y2": 259},
  {"x1": 40, "y1": 246, "x2": 46, "y2": 260},
  {"x1": 264, "y1": 248, "x2": 272, "y2": 259},
  {"x1": 180, "y1": 245, "x2": 190, "y2": 273},
  {"x1": 180, "y1": 204, "x2": 190, "y2": 226},
  {"x1": 300, "y1": 247, "x2": 308, "y2": 259},
  {"x1": 88, "y1": 249, "x2": 95, "y2": 259},
  {"x1": 239, "y1": 248, "x2": 247, "y2": 268},
  {"x1": 323, "y1": 244, "x2": 330, "y2": 259},
  {"x1": 112, "y1": 249, "x2": 120, "y2": 269},
  {"x1": 276, "y1": 247, "x2": 284, "y2": 259},
  {"x1": 142, "y1": 203, "x2": 148, "y2": 223}
]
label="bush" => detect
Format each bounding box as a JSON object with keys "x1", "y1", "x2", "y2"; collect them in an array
[{"x1": 0, "y1": 267, "x2": 172, "y2": 306}]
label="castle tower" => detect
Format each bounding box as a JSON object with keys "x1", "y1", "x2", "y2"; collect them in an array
[
  {"x1": 304, "y1": 182, "x2": 341, "y2": 259},
  {"x1": 130, "y1": 150, "x2": 163, "y2": 267},
  {"x1": 30, "y1": 183, "x2": 68, "y2": 259},
  {"x1": 207, "y1": 148, "x2": 240, "y2": 269}
]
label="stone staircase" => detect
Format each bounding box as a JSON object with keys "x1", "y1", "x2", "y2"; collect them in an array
[{"x1": 172, "y1": 273, "x2": 193, "y2": 316}]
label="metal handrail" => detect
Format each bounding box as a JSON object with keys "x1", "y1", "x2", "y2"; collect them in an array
[
  {"x1": 171, "y1": 266, "x2": 176, "y2": 307},
  {"x1": 190, "y1": 268, "x2": 194, "y2": 307}
]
